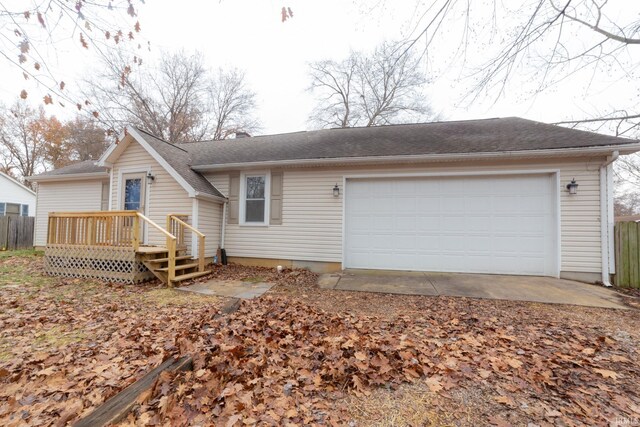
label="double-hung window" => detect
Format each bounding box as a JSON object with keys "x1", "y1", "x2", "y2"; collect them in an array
[{"x1": 241, "y1": 173, "x2": 269, "y2": 225}]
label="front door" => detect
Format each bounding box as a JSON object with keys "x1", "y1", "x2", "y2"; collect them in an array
[
  {"x1": 121, "y1": 173, "x2": 146, "y2": 244},
  {"x1": 121, "y1": 173, "x2": 146, "y2": 212}
]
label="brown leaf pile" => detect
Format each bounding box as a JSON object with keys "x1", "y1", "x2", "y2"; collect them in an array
[
  {"x1": 0, "y1": 254, "x2": 223, "y2": 426},
  {"x1": 125, "y1": 296, "x2": 640, "y2": 426},
  {"x1": 189, "y1": 263, "x2": 319, "y2": 288}
]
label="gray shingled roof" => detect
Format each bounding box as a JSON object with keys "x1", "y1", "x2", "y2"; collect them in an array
[
  {"x1": 33, "y1": 160, "x2": 107, "y2": 176},
  {"x1": 30, "y1": 118, "x2": 639, "y2": 197},
  {"x1": 133, "y1": 128, "x2": 225, "y2": 198},
  {"x1": 183, "y1": 117, "x2": 638, "y2": 166}
]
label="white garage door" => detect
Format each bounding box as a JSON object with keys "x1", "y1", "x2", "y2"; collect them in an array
[{"x1": 344, "y1": 174, "x2": 557, "y2": 276}]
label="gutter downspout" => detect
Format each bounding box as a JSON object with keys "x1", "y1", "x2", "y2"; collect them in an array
[
  {"x1": 220, "y1": 200, "x2": 227, "y2": 249},
  {"x1": 599, "y1": 151, "x2": 619, "y2": 287}
]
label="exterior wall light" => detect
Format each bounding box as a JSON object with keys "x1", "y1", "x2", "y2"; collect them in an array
[
  {"x1": 146, "y1": 171, "x2": 156, "y2": 183},
  {"x1": 333, "y1": 183, "x2": 340, "y2": 197},
  {"x1": 566, "y1": 178, "x2": 578, "y2": 195}
]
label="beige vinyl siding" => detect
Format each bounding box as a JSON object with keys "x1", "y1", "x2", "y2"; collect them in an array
[
  {"x1": 206, "y1": 156, "x2": 604, "y2": 274},
  {"x1": 110, "y1": 140, "x2": 193, "y2": 250},
  {"x1": 197, "y1": 198, "x2": 222, "y2": 257},
  {"x1": 34, "y1": 179, "x2": 105, "y2": 247}
]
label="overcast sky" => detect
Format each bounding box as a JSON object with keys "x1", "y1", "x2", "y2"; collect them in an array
[{"x1": 1, "y1": 0, "x2": 636, "y2": 136}]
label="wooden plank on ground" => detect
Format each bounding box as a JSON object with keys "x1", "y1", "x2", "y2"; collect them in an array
[{"x1": 74, "y1": 355, "x2": 192, "y2": 427}]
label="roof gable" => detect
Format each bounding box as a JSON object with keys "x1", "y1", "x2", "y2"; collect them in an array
[
  {"x1": 98, "y1": 127, "x2": 225, "y2": 201},
  {"x1": 0, "y1": 172, "x2": 36, "y2": 195}
]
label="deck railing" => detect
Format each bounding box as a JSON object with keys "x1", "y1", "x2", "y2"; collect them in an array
[{"x1": 48, "y1": 211, "x2": 144, "y2": 249}]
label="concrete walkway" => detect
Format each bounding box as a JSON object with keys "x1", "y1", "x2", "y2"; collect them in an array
[
  {"x1": 319, "y1": 270, "x2": 627, "y2": 309},
  {"x1": 177, "y1": 279, "x2": 274, "y2": 299}
]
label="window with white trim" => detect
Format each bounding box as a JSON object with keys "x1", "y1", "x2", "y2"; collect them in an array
[
  {"x1": 0, "y1": 203, "x2": 30, "y2": 217},
  {"x1": 241, "y1": 173, "x2": 269, "y2": 224}
]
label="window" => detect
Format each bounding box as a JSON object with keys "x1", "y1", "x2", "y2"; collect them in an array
[
  {"x1": 124, "y1": 178, "x2": 142, "y2": 211},
  {"x1": 5, "y1": 203, "x2": 20, "y2": 217},
  {"x1": 0, "y1": 203, "x2": 29, "y2": 217},
  {"x1": 101, "y1": 182, "x2": 110, "y2": 211},
  {"x1": 242, "y1": 173, "x2": 269, "y2": 224}
]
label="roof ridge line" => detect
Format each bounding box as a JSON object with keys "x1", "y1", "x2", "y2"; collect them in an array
[{"x1": 133, "y1": 127, "x2": 189, "y2": 153}]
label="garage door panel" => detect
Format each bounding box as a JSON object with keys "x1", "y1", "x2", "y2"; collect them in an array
[
  {"x1": 345, "y1": 174, "x2": 557, "y2": 276},
  {"x1": 465, "y1": 216, "x2": 492, "y2": 231}
]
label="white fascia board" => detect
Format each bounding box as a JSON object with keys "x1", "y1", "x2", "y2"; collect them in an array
[
  {"x1": 97, "y1": 127, "x2": 130, "y2": 166},
  {"x1": 194, "y1": 191, "x2": 227, "y2": 203},
  {"x1": 191, "y1": 143, "x2": 640, "y2": 172},
  {"x1": 26, "y1": 172, "x2": 109, "y2": 182}
]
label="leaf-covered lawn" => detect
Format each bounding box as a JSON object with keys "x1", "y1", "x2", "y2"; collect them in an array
[
  {"x1": 1, "y1": 252, "x2": 640, "y2": 426},
  {"x1": 125, "y1": 283, "x2": 640, "y2": 426},
  {"x1": 0, "y1": 251, "x2": 223, "y2": 426}
]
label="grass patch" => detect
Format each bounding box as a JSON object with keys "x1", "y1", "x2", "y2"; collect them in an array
[
  {"x1": 0, "y1": 249, "x2": 43, "y2": 260},
  {"x1": 0, "y1": 339, "x2": 11, "y2": 362},
  {"x1": 33, "y1": 326, "x2": 87, "y2": 349},
  {"x1": 243, "y1": 275, "x2": 266, "y2": 284},
  {"x1": 143, "y1": 288, "x2": 222, "y2": 307},
  {"x1": 0, "y1": 264, "x2": 50, "y2": 288}
]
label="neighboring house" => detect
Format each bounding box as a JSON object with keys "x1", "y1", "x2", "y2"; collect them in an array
[
  {"x1": 0, "y1": 171, "x2": 36, "y2": 218},
  {"x1": 27, "y1": 117, "x2": 640, "y2": 285}
]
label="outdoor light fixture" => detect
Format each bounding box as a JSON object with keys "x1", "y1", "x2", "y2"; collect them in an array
[
  {"x1": 146, "y1": 171, "x2": 156, "y2": 183},
  {"x1": 566, "y1": 178, "x2": 578, "y2": 195},
  {"x1": 333, "y1": 183, "x2": 340, "y2": 197}
]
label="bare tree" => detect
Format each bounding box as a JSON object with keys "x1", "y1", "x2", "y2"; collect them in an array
[
  {"x1": 208, "y1": 68, "x2": 260, "y2": 140},
  {"x1": 402, "y1": 0, "x2": 639, "y2": 131},
  {"x1": 308, "y1": 41, "x2": 432, "y2": 128},
  {"x1": 308, "y1": 54, "x2": 360, "y2": 128},
  {"x1": 64, "y1": 118, "x2": 109, "y2": 161},
  {"x1": 0, "y1": 1, "x2": 144, "y2": 108},
  {"x1": 0, "y1": 102, "x2": 49, "y2": 185},
  {"x1": 85, "y1": 50, "x2": 209, "y2": 142},
  {"x1": 85, "y1": 50, "x2": 259, "y2": 142}
]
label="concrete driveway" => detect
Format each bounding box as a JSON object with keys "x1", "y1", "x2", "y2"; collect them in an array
[{"x1": 319, "y1": 270, "x2": 627, "y2": 309}]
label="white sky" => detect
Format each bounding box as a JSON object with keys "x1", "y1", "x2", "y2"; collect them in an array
[{"x1": 1, "y1": 0, "x2": 637, "y2": 136}]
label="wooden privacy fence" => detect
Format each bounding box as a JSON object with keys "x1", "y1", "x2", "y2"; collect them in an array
[
  {"x1": 0, "y1": 216, "x2": 35, "y2": 251},
  {"x1": 614, "y1": 221, "x2": 640, "y2": 289}
]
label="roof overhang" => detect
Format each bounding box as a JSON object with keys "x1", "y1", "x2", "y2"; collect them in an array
[
  {"x1": 191, "y1": 143, "x2": 640, "y2": 172},
  {"x1": 26, "y1": 171, "x2": 109, "y2": 183}
]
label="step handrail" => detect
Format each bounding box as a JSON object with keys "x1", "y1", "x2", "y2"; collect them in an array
[
  {"x1": 137, "y1": 212, "x2": 178, "y2": 284},
  {"x1": 168, "y1": 214, "x2": 206, "y2": 272}
]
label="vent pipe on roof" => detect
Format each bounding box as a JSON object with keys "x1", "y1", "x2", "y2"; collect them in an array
[{"x1": 235, "y1": 131, "x2": 251, "y2": 139}]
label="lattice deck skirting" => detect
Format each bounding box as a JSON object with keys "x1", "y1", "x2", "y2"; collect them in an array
[{"x1": 44, "y1": 244, "x2": 155, "y2": 284}]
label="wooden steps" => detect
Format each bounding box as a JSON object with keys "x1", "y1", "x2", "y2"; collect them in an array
[
  {"x1": 139, "y1": 248, "x2": 210, "y2": 286},
  {"x1": 155, "y1": 262, "x2": 200, "y2": 272},
  {"x1": 171, "y1": 270, "x2": 211, "y2": 283},
  {"x1": 146, "y1": 255, "x2": 193, "y2": 264}
]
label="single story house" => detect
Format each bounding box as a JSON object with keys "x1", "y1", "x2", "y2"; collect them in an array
[
  {"x1": 0, "y1": 171, "x2": 36, "y2": 217},
  {"x1": 28, "y1": 117, "x2": 640, "y2": 285}
]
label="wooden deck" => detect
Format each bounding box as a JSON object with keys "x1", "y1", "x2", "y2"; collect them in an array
[{"x1": 44, "y1": 211, "x2": 210, "y2": 285}]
